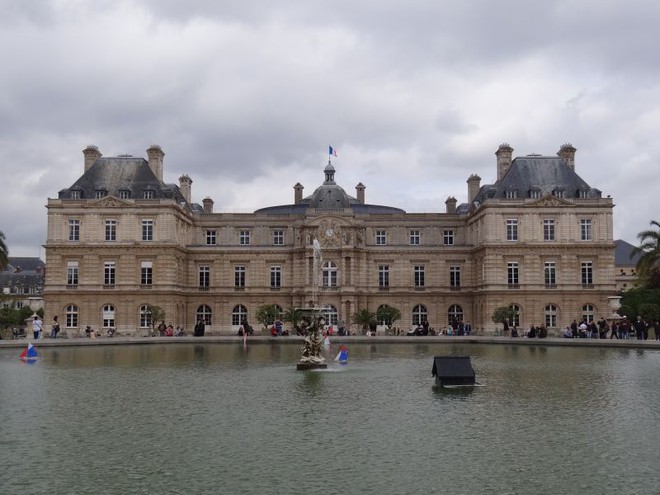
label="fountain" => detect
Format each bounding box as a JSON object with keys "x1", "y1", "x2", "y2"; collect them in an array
[{"x1": 296, "y1": 238, "x2": 328, "y2": 370}]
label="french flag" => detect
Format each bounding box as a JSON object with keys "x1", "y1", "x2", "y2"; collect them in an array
[{"x1": 329, "y1": 146, "x2": 338, "y2": 157}]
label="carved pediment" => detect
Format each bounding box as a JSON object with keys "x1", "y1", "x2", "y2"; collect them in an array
[
  {"x1": 87, "y1": 196, "x2": 133, "y2": 208},
  {"x1": 527, "y1": 195, "x2": 573, "y2": 207}
]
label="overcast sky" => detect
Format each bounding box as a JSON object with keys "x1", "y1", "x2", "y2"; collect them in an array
[{"x1": 1, "y1": 0, "x2": 659, "y2": 258}]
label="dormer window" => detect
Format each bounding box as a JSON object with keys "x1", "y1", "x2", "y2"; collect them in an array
[
  {"x1": 95, "y1": 189, "x2": 107, "y2": 199},
  {"x1": 552, "y1": 189, "x2": 564, "y2": 198},
  {"x1": 143, "y1": 190, "x2": 154, "y2": 200},
  {"x1": 505, "y1": 190, "x2": 518, "y2": 199},
  {"x1": 578, "y1": 189, "x2": 589, "y2": 199},
  {"x1": 119, "y1": 190, "x2": 130, "y2": 199},
  {"x1": 71, "y1": 190, "x2": 81, "y2": 200},
  {"x1": 529, "y1": 189, "x2": 541, "y2": 199}
]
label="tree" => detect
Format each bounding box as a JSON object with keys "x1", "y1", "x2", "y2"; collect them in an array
[
  {"x1": 255, "y1": 304, "x2": 281, "y2": 330},
  {"x1": 282, "y1": 307, "x2": 304, "y2": 333},
  {"x1": 619, "y1": 287, "x2": 660, "y2": 320},
  {"x1": 376, "y1": 304, "x2": 401, "y2": 331},
  {"x1": 351, "y1": 308, "x2": 376, "y2": 334},
  {"x1": 492, "y1": 306, "x2": 517, "y2": 332},
  {"x1": 145, "y1": 304, "x2": 165, "y2": 335},
  {"x1": 0, "y1": 230, "x2": 8, "y2": 270},
  {"x1": 632, "y1": 220, "x2": 660, "y2": 288}
]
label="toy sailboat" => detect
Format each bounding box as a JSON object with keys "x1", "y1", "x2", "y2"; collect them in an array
[
  {"x1": 19, "y1": 343, "x2": 38, "y2": 362},
  {"x1": 334, "y1": 344, "x2": 348, "y2": 364}
]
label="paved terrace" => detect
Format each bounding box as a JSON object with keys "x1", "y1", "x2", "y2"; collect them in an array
[{"x1": 2, "y1": 335, "x2": 660, "y2": 350}]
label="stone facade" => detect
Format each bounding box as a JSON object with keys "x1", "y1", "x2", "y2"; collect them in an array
[{"x1": 43, "y1": 144, "x2": 616, "y2": 336}]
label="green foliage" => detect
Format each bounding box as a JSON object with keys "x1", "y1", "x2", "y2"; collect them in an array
[
  {"x1": 145, "y1": 304, "x2": 165, "y2": 329},
  {"x1": 376, "y1": 304, "x2": 401, "y2": 328},
  {"x1": 0, "y1": 230, "x2": 8, "y2": 271},
  {"x1": 351, "y1": 308, "x2": 376, "y2": 331},
  {"x1": 255, "y1": 304, "x2": 281, "y2": 328},
  {"x1": 632, "y1": 220, "x2": 660, "y2": 288},
  {"x1": 492, "y1": 306, "x2": 516, "y2": 327},
  {"x1": 619, "y1": 287, "x2": 660, "y2": 321},
  {"x1": 0, "y1": 305, "x2": 35, "y2": 329},
  {"x1": 282, "y1": 307, "x2": 303, "y2": 328}
]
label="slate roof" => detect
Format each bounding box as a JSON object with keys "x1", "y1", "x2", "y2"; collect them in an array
[
  {"x1": 0, "y1": 257, "x2": 45, "y2": 292},
  {"x1": 474, "y1": 155, "x2": 600, "y2": 202},
  {"x1": 615, "y1": 239, "x2": 642, "y2": 267},
  {"x1": 58, "y1": 156, "x2": 186, "y2": 203}
]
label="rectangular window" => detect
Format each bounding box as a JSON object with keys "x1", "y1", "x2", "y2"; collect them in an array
[
  {"x1": 71, "y1": 190, "x2": 81, "y2": 200},
  {"x1": 143, "y1": 190, "x2": 154, "y2": 199},
  {"x1": 507, "y1": 262, "x2": 519, "y2": 288},
  {"x1": 199, "y1": 266, "x2": 210, "y2": 288},
  {"x1": 119, "y1": 190, "x2": 130, "y2": 199},
  {"x1": 105, "y1": 220, "x2": 117, "y2": 242},
  {"x1": 543, "y1": 219, "x2": 555, "y2": 241},
  {"x1": 68, "y1": 219, "x2": 80, "y2": 241},
  {"x1": 206, "y1": 230, "x2": 216, "y2": 245},
  {"x1": 443, "y1": 230, "x2": 454, "y2": 245},
  {"x1": 378, "y1": 265, "x2": 390, "y2": 288},
  {"x1": 581, "y1": 261, "x2": 593, "y2": 286},
  {"x1": 414, "y1": 265, "x2": 425, "y2": 287},
  {"x1": 239, "y1": 230, "x2": 250, "y2": 246},
  {"x1": 273, "y1": 229, "x2": 284, "y2": 246},
  {"x1": 409, "y1": 230, "x2": 420, "y2": 245},
  {"x1": 544, "y1": 261, "x2": 556, "y2": 287},
  {"x1": 235, "y1": 266, "x2": 246, "y2": 287},
  {"x1": 67, "y1": 261, "x2": 79, "y2": 286},
  {"x1": 142, "y1": 220, "x2": 153, "y2": 241},
  {"x1": 505, "y1": 190, "x2": 518, "y2": 199},
  {"x1": 581, "y1": 219, "x2": 592, "y2": 241},
  {"x1": 95, "y1": 190, "x2": 106, "y2": 199},
  {"x1": 141, "y1": 261, "x2": 153, "y2": 286},
  {"x1": 450, "y1": 266, "x2": 461, "y2": 288},
  {"x1": 104, "y1": 261, "x2": 116, "y2": 286},
  {"x1": 506, "y1": 219, "x2": 518, "y2": 241},
  {"x1": 375, "y1": 230, "x2": 386, "y2": 245},
  {"x1": 270, "y1": 266, "x2": 282, "y2": 288},
  {"x1": 530, "y1": 190, "x2": 541, "y2": 199}
]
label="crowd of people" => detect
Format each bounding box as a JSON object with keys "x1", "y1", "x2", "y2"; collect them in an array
[{"x1": 562, "y1": 316, "x2": 659, "y2": 340}]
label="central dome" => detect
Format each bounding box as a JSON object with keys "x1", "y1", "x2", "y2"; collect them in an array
[{"x1": 304, "y1": 163, "x2": 357, "y2": 209}]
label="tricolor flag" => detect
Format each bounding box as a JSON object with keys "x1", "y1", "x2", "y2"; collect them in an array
[
  {"x1": 329, "y1": 146, "x2": 338, "y2": 157},
  {"x1": 19, "y1": 343, "x2": 38, "y2": 361}
]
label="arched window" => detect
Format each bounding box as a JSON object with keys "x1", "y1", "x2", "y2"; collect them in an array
[
  {"x1": 412, "y1": 304, "x2": 428, "y2": 326},
  {"x1": 102, "y1": 305, "x2": 115, "y2": 328},
  {"x1": 139, "y1": 305, "x2": 151, "y2": 328},
  {"x1": 322, "y1": 261, "x2": 338, "y2": 287},
  {"x1": 447, "y1": 304, "x2": 463, "y2": 326},
  {"x1": 323, "y1": 305, "x2": 338, "y2": 326},
  {"x1": 232, "y1": 305, "x2": 248, "y2": 326},
  {"x1": 509, "y1": 304, "x2": 521, "y2": 327},
  {"x1": 197, "y1": 305, "x2": 212, "y2": 325},
  {"x1": 544, "y1": 304, "x2": 558, "y2": 328},
  {"x1": 65, "y1": 304, "x2": 78, "y2": 328},
  {"x1": 582, "y1": 304, "x2": 595, "y2": 323}
]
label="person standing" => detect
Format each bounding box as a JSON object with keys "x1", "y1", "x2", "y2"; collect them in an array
[
  {"x1": 32, "y1": 316, "x2": 43, "y2": 339},
  {"x1": 51, "y1": 316, "x2": 60, "y2": 339},
  {"x1": 194, "y1": 318, "x2": 205, "y2": 337}
]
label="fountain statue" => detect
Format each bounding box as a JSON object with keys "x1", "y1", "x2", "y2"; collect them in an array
[{"x1": 296, "y1": 238, "x2": 328, "y2": 370}]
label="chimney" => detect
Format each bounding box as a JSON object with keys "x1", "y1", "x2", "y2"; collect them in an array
[
  {"x1": 467, "y1": 174, "x2": 481, "y2": 204},
  {"x1": 179, "y1": 174, "x2": 192, "y2": 203},
  {"x1": 355, "y1": 182, "x2": 366, "y2": 204},
  {"x1": 557, "y1": 143, "x2": 576, "y2": 169},
  {"x1": 445, "y1": 196, "x2": 457, "y2": 214},
  {"x1": 83, "y1": 145, "x2": 102, "y2": 172},
  {"x1": 294, "y1": 183, "x2": 304, "y2": 205},
  {"x1": 146, "y1": 145, "x2": 164, "y2": 181},
  {"x1": 202, "y1": 197, "x2": 214, "y2": 214},
  {"x1": 496, "y1": 143, "x2": 513, "y2": 181}
]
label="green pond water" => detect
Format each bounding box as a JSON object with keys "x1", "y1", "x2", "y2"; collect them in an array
[{"x1": 0, "y1": 343, "x2": 658, "y2": 495}]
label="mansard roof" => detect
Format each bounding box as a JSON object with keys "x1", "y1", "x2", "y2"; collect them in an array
[
  {"x1": 58, "y1": 156, "x2": 185, "y2": 202},
  {"x1": 474, "y1": 155, "x2": 600, "y2": 202},
  {"x1": 0, "y1": 257, "x2": 45, "y2": 291}
]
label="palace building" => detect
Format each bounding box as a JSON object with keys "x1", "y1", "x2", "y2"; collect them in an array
[{"x1": 43, "y1": 143, "x2": 616, "y2": 335}]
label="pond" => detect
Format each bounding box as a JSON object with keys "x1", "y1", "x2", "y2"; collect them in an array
[{"x1": 1, "y1": 342, "x2": 658, "y2": 494}]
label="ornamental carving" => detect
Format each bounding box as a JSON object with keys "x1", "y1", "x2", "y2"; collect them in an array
[{"x1": 528, "y1": 196, "x2": 573, "y2": 207}]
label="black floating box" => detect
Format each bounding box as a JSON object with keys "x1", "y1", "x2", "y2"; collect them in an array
[{"x1": 432, "y1": 356, "x2": 476, "y2": 386}]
